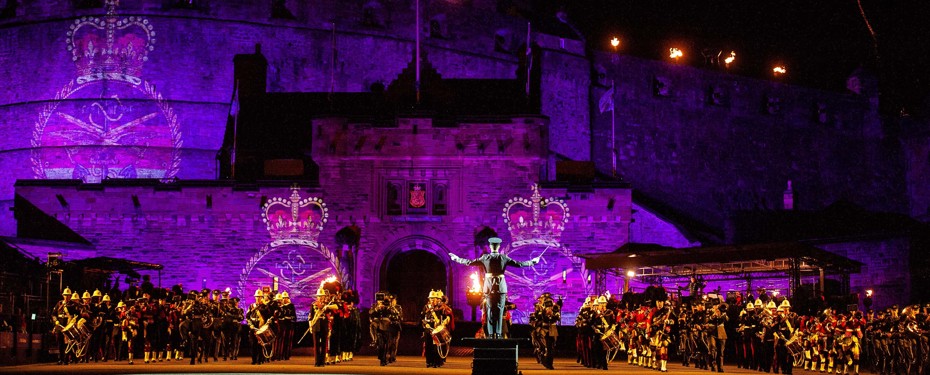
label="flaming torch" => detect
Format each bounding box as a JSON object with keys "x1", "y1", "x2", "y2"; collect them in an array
[
  {"x1": 724, "y1": 51, "x2": 736, "y2": 68},
  {"x1": 669, "y1": 47, "x2": 683, "y2": 61},
  {"x1": 773, "y1": 65, "x2": 787, "y2": 77},
  {"x1": 466, "y1": 272, "x2": 483, "y2": 321}
]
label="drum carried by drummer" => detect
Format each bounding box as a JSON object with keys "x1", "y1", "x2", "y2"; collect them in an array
[{"x1": 422, "y1": 290, "x2": 454, "y2": 368}]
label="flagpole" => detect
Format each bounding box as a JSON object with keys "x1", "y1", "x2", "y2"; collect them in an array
[
  {"x1": 231, "y1": 80, "x2": 239, "y2": 179},
  {"x1": 415, "y1": 0, "x2": 421, "y2": 105},
  {"x1": 611, "y1": 79, "x2": 616, "y2": 177},
  {"x1": 329, "y1": 21, "x2": 336, "y2": 109},
  {"x1": 525, "y1": 21, "x2": 531, "y2": 98}
]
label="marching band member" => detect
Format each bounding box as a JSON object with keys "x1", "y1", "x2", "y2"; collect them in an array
[
  {"x1": 773, "y1": 300, "x2": 794, "y2": 375},
  {"x1": 530, "y1": 292, "x2": 560, "y2": 369},
  {"x1": 309, "y1": 287, "x2": 336, "y2": 367},
  {"x1": 222, "y1": 295, "x2": 243, "y2": 361},
  {"x1": 575, "y1": 296, "x2": 594, "y2": 367},
  {"x1": 340, "y1": 290, "x2": 361, "y2": 362},
  {"x1": 120, "y1": 300, "x2": 140, "y2": 364},
  {"x1": 709, "y1": 302, "x2": 729, "y2": 373},
  {"x1": 247, "y1": 288, "x2": 270, "y2": 365},
  {"x1": 52, "y1": 288, "x2": 74, "y2": 365},
  {"x1": 370, "y1": 292, "x2": 400, "y2": 366},
  {"x1": 590, "y1": 296, "x2": 612, "y2": 370},
  {"x1": 422, "y1": 290, "x2": 453, "y2": 368}
]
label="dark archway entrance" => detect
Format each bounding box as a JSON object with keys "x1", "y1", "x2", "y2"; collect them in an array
[{"x1": 384, "y1": 250, "x2": 446, "y2": 322}]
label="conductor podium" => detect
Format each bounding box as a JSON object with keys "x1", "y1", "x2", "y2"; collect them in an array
[{"x1": 463, "y1": 338, "x2": 526, "y2": 375}]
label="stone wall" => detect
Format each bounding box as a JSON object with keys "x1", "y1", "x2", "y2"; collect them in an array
[
  {"x1": 817, "y1": 238, "x2": 911, "y2": 309},
  {"x1": 592, "y1": 52, "x2": 908, "y2": 227},
  {"x1": 311, "y1": 116, "x2": 631, "y2": 319},
  {"x1": 15, "y1": 114, "x2": 633, "y2": 323},
  {"x1": 0, "y1": 0, "x2": 529, "y2": 236}
]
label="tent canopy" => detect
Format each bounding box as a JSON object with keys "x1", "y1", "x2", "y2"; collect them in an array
[
  {"x1": 579, "y1": 241, "x2": 861, "y2": 277},
  {"x1": 67, "y1": 256, "x2": 163, "y2": 279}
]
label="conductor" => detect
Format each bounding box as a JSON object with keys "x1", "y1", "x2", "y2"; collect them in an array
[{"x1": 449, "y1": 237, "x2": 540, "y2": 339}]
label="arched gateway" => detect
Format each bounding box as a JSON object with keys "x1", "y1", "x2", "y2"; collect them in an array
[{"x1": 377, "y1": 236, "x2": 453, "y2": 321}]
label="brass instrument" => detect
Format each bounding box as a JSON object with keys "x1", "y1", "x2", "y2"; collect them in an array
[
  {"x1": 298, "y1": 301, "x2": 336, "y2": 344},
  {"x1": 249, "y1": 303, "x2": 266, "y2": 329}
]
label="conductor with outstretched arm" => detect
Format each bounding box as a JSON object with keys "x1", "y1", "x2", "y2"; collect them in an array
[{"x1": 449, "y1": 237, "x2": 540, "y2": 339}]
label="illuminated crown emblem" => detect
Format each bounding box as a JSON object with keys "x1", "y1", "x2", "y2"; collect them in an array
[
  {"x1": 66, "y1": 0, "x2": 155, "y2": 81},
  {"x1": 502, "y1": 184, "x2": 570, "y2": 247},
  {"x1": 261, "y1": 186, "x2": 328, "y2": 246}
]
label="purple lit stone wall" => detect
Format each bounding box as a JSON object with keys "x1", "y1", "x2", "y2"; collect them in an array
[
  {"x1": 629, "y1": 202, "x2": 700, "y2": 248},
  {"x1": 15, "y1": 115, "x2": 633, "y2": 324},
  {"x1": 0, "y1": 0, "x2": 531, "y2": 236},
  {"x1": 818, "y1": 238, "x2": 911, "y2": 309},
  {"x1": 15, "y1": 182, "x2": 340, "y2": 319},
  {"x1": 592, "y1": 53, "x2": 908, "y2": 226},
  {"x1": 901, "y1": 128, "x2": 930, "y2": 219},
  {"x1": 536, "y1": 34, "x2": 591, "y2": 162},
  {"x1": 311, "y1": 116, "x2": 631, "y2": 323}
]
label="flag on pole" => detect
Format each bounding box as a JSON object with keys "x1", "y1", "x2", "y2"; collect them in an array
[
  {"x1": 525, "y1": 22, "x2": 532, "y2": 97},
  {"x1": 598, "y1": 86, "x2": 614, "y2": 113},
  {"x1": 229, "y1": 81, "x2": 240, "y2": 178},
  {"x1": 229, "y1": 84, "x2": 240, "y2": 118}
]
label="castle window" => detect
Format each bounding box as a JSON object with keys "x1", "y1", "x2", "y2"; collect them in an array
[
  {"x1": 386, "y1": 180, "x2": 403, "y2": 215},
  {"x1": 0, "y1": 0, "x2": 16, "y2": 19},
  {"x1": 171, "y1": 0, "x2": 200, "y2": 10},
  {"x1": 74, "y1": 0, "x2": 103, "y2": 9},
  {"x1": 432, "y1": 180, "x2": 448, "y2": 215},
  {"x1": 271, "y1": 0, "x2": 296, "y2": 19},
  {"x1": 362, "y1": 0, "x2": 385, "y2": 28},
  {"x1": 429, "y1": 16, "x2": 446, "y2": 39},
  {"x1": 494, "y1": 29, "x2": 512, "y2": 53},
  {"x1": 653, "y1": 76, "x2": 671, "y2": 97}
]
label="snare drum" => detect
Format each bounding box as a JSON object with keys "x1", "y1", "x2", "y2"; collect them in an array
[
  {"x1": 786, "y1": 336, "x2": 804, "y2": 357},
  {"x1": 254, "y1": 324, "x2": 275, "y2": 346},
  {"x1": 431, "y1": 325, "x2": 452, "y2": 346},
  {"x1": 61, "y1": 320, "x2": 78, "y2": 341},
  {"x1": 73, "y1": 319, "x2": 91, "y2": 342},
  {"x1": 601, "y1": 330, "x2": 622, "y2": 351}
]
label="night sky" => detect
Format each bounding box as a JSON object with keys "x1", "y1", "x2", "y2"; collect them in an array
[{"x1": 532, "y1": 0, "x2": 929, "y2": 116}]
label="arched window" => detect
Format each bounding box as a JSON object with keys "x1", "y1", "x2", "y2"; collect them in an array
[
  {"x1": 362, "y1": 0, "x2": 385, "y2": 28},
  {"x1": 432, "y1": 180, "x2": 447, "y2": 215}
]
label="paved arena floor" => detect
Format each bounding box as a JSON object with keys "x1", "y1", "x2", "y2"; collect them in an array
[{"x1": 0, "y1": 354, "x2": 873, "y2": 375}]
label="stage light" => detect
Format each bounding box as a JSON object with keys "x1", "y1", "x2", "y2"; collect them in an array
[
  {"x1": 866, "y1": 289, "x2": 873, "y2": 297},
  {"x1": 669, "y1": 47, "x2": 683, "y2": 60},
  {"x1": 610, "y1": 37, "x2": 620, "y2": 48},
  {"x1": 626, "y1": 270, "x2": 635, "y2": 278}
]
